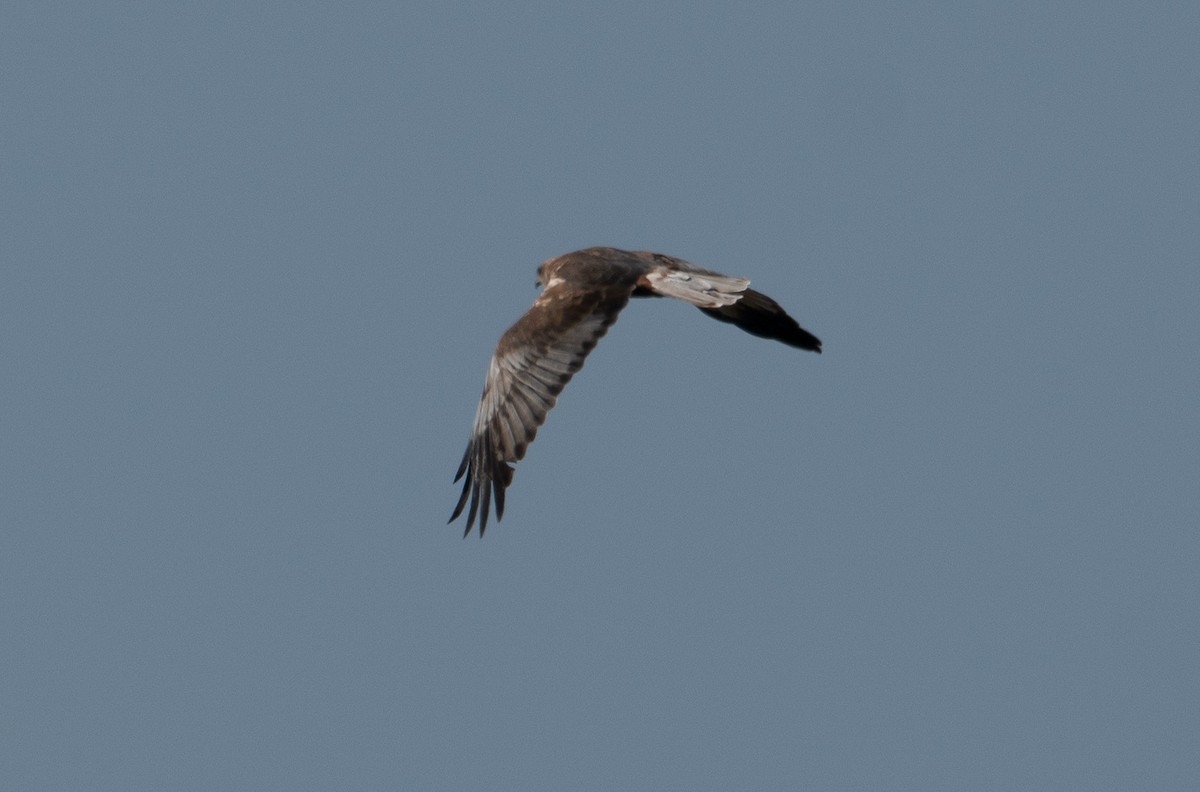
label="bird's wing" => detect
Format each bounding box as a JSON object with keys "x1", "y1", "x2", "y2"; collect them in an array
[
  {"x1": 698, "y1": 289, "x2": 822, "y2": 352},
  {"x1": 638, "y1": 258, "x2": 821, "y2": 352},
  {"x1": 636, "y1": 264, "x2": 750, "y2": 308},
  {"x1": 449, "y1": 281, "x2": 632, "y2": 536}
]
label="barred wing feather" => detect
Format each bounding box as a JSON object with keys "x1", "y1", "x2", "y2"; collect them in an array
[{"x1": 449, "y1": 285, "x2": 631, "y2": 536}]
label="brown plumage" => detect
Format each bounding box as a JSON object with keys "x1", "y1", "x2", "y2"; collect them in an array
[{"x1": 450, "y1": 247, "x2": 821, "y2": 536}]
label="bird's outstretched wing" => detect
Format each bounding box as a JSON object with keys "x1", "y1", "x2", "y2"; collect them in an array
[
  {"x1": 697, "y1": 289, "x2": 822, "y2": 352},
  {"x1": 635, "y1": 258, "x2": 822, "y2": 352},
  {"x1": 449, "y1": 281, "x2": 632, "y2": 536}
]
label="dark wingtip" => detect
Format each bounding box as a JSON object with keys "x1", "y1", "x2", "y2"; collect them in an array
[
  {"x1": 699, "y1": 290, "x2": 822, "y2": 353},
  {"x1": 449, "y1": 466, "x2": 471, "y2": 524},
  {"x1": 448, "y1": 413, "x2": 518, "y2": 538},
  {"x1": 493, "y1": 477, "x2": 506, "y2": 522},
  {"x1": 478, "y1": 476, "x2": 491, "y2": 536},
  {"x1": 449, "y1": 442, "x2": 508, "y2": 538},
  {"x1": 452, "y1": 445, "x2": 470, "y2": 483},
  {"x1": 795, "y1": 330, "x2": 822, "y2": 353}
]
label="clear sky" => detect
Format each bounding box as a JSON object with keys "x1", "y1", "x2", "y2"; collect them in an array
[{"x1": 4, "y1": 2, "x2": 1198, "y2": 789}]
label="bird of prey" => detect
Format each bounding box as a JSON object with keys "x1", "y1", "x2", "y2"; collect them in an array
[{"x1": 450, "y1": 247, "x2": 821, "y2": 536}]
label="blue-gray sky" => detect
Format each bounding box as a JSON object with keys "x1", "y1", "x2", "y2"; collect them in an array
[{"x1": 4, "y1": 2, "x2": 1198, "y2": 789}]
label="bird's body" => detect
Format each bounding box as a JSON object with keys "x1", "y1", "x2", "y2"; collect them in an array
[{"x1": 450, "y1": 247, "x2": 821, "y2": 536}]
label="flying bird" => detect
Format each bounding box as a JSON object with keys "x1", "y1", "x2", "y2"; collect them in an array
[{"x1": 450, "y1": 247, "x2": 821, "y2": 536}]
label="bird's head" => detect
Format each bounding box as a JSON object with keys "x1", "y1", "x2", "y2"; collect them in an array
[{"x1": 535, "y1": 256, "x2": 563, "y2": 289}]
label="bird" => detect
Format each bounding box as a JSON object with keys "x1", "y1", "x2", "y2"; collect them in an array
[{"x1": 449, "y1": 247, "x2": 821, "y2": 536}]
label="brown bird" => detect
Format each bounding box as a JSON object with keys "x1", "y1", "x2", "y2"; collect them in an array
[{"x1": 450, "y1": 247, "x2": 821, "y2": 536}]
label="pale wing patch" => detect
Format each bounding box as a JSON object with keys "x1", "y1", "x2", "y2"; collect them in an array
[{"x1": 641, "y1": 268, "x2": 750, "y2": 308}]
